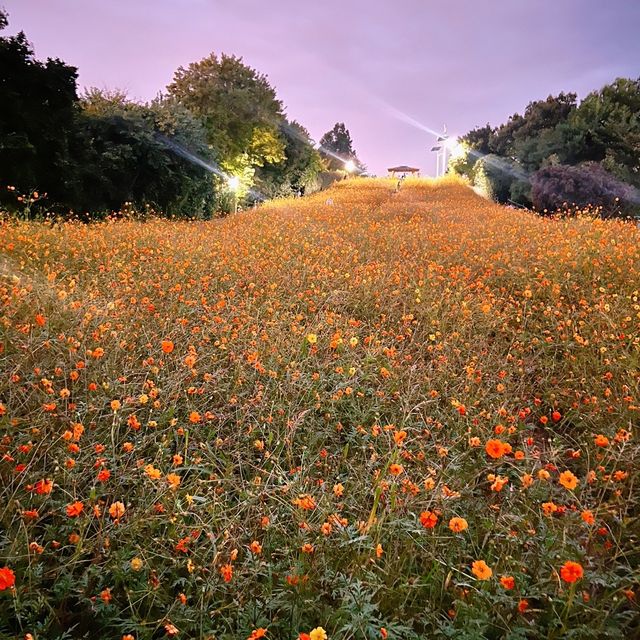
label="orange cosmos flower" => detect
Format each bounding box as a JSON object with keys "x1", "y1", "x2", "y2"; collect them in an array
[
  {"x1": 220, "y1": 564, "x2": 233, "y2": 583},
  {"x1": 389, "y1": 463, "x2": 404, "y2": 476},
  {"x1": 144, "y1": 465, "x2": 162, "y2": 480},
  {"x1": 0, "y1": 566, "x2": 16, "y2": 590},
  {"x1": 581, "y1": 510, "x2": 595, "y2": 525},
  {"x1": 500, "y1": 575, "x2": 515, "y2": 589},
  {"x1": 65, "y1": 501, "x2": 84, "y2": 517},
  {"x1": 161, "y1": 339, "x2": 174, "y2": 353},
  {"x1": 419, "y1": 510, "x2": 438, "y2": 529},
  {"x1": 559, "y1": 470, "x2": 578, "y2": 490},
  {"x1": 485, "y1": 439, "x2": 508, "y2": 459},
  {"x1": 393, "y1": 429, "x2": 407, "y2": 446},
  {"x1": 188, "y1": 411, "x2": 201, "y2": 423},
  {"x1": 109, "y1": 501, "x2": 125, "y2": 519},
  {"x1": 249, "y1": 540, "x2": 262, "y2": 554},
  {"x1": 166, "y1": 473, "x2": 181, "y2": 489},
  {"x1": 33, "y1": 478, "x2": 53, "y2": 495},
  {"x1": 471, "y1": 560, "x2": 493, "y2": 580},
  {"x1": 97, "y1": 468, "x2": 111, "y2": 483},
  {"x1": 448, "y1": 517, "x2": 468, "y2": 533},
  {"x1": 560, "y1": 561, "x2": 584, "y2": 583},
  {"x1": 293, "y1": 494, "x2": 316, "y2": 510}
]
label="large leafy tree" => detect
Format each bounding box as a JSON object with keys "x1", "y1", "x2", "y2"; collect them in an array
[
  {"x1": 167, "y1": 53, "x2": 285, "y2": 176},
  {"x1": 0, "y1": 10, "x2": 78, "y2": 208}
]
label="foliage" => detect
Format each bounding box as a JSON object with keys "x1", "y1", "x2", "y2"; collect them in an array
[
  {"x1": 256, "y1": 121, "x2": 324, "y2": 198},
  {"x1": 167, "y1": 53, "x2": 286, "y2": 170},
  {"x1": 319, "y1": 122, "x2": 360, "y2": 171},
  {"x1": 531, "y1": 163, "x2": 640, "y2": 218},
  {"x1": 1, "y1": 178, "x2": 638, "y2": 639},
  {"x1": 457, "y1": 79, "x2": 639, "y2": 215},
  {"x1": 0, "y1": 16, "x2": 79, "y2": 210}
]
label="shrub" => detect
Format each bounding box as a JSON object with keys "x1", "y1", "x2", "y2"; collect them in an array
[{"x1": 531, "y1": 163, "x2": 639, "y2": 218}]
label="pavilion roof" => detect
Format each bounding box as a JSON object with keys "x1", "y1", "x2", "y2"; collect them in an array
[{"x1": 387, "y1": 165, "x2": 420, "y2": 172}]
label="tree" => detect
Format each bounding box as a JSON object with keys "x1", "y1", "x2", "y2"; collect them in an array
[
  {"x1": 318, "y1": 122, "x2": 360, "y2": 170},
  {"x1": 256, "y1": 120, "x2": 323, "y2": 198},
  {"x1": 0, "y1": 11, "x2": 79, "y2": 209},
  {"x1": 167, "y1": 53, "x2": 285, "y2": 173},
  {"x1": 71, "y1": 90, "x2": 217, "y2": 217},
  {"x1": 569, "y1": 78, "x2": 640, "y2": 187},
  {"x1": 531, "y1": 163, "x2": 639, "y2": 218}
]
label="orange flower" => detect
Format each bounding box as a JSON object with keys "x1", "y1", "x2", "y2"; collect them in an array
[
  {"x1": 448, "y1": 517, "x2": 468, "y2": 533},
  {"x1": 220, "y1": 563, "x2": 233, "y2": 583},
  {"x1": 189, "y1": 411, "x2": 201, "y2": 424},
  {"x1": 393, "y1": 430, "x2": 407, "y2": 446},
  {"x1": 97, "y1": 468, "x2": 111, "y2": 483},
  {"x1": 161, "y1": 339, "x2": 174, "y2": 353},
  {"x1": 166, "y1": 473, "x2": 181, "y2": 489},
  {"x1": 0, "y1": 566, "x2": 16, "y2": 590},
  {"x1": 389, "y1": 463, "x2": 404, "y2": 476},
  {"x1": 559, "y1": 470, "x2": 578, "y2": 491},
  {"x1": 65, "y1": 501, "x2": 84, "y2": 517},
  {"x1": 249, "y1": 540, "x2": 262, "y2": 554},
  {"x1": 581, "y1": 510, "x2": 595, "y2": 525},
  {"x1": 33, "y1": 478, "x2": 53, "y2": 495},
  {"x1": 419, "y1": 510, "x2": 438, "y2": 529},
  {"x1": 109, "y1": 501, "x2": 126, "y2": 519},
  {"x1": 471, "y1": 560, "x2": 493, "y2": 580},
  {"x1": 144, "y1": 464, "x2": 162, "y2": 480},
  {"x1": 500, "y1": 575, "x2": 516, "y2": 589},
  {"x1": 485, "y1": 439, "x2": 508, "y2": 459},
  {"x1": 293, "y1": 494, "x2": 316, "y2": 511},
  {"x1": 248, "y1": 629, "x2": 267, "y2": 640},
  {"x1": 594, "y1": 434, "x2": 609, "y2": 447},
  {"x1": 560, "y1": 561, "x2": 584, "y2": 583}
]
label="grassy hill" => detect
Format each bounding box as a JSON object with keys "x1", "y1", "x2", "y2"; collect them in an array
[{"x1": 1, "y1": 178, "x2": 638, "y2": 639}]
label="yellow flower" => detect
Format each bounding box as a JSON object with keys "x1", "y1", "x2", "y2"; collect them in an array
[
  {"x1": 306, "y1": 333, "x2": 318, "y2": 345},
  {"x1": 309, "y1": 628, "x2": 328, "y2": 640},
  {"x1": 130, "y1": 557, "x2": 143, "y2": 571}
]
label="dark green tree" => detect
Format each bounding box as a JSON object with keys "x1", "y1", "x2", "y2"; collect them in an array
[
  {"x1": 0, "y1": 10, "x2": 79, "y2": 209},
  {"x1": 70, "y1": 90, "x2": 217, "y2": 217},
  {"x1": 318, "y1": 122, "x2": 360, "y2": 170},
  {"x1": 568, "y1": 78, "x2": 640, "y2": 186},
  {"x1": 256, "y1": 121, "x2": 323, "y2": 197}
]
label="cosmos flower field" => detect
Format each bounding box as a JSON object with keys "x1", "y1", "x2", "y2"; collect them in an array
[{"x1": 0, "y1": 178, "x2": 638, "y2": 639}]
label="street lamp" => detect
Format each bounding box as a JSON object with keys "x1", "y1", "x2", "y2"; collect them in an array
[{"x1": 228, "y1": 176, "x2": 240, "y2": 213}]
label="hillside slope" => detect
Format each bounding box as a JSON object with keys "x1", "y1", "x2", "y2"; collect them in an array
[{"x1": 1, "y1": 178, "x2": 639, "y2": 639}]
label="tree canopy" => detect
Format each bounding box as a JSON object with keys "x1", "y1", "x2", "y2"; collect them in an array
[
  {"x1": 0, "y1": 11, "x2": 335, "y2": 217},
  {"x1": 452, "y1": 79, "x2": 640, "y2": 217}
]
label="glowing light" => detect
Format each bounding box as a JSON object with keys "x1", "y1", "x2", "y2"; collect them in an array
[
  {"x1": 228, "y1": 176, "x2": 240, "y2": 192},
  {"x1": 344, "y1": 160, "x2": 356, "y2": 173},
  {"x1": 446, "y1": 138, "x2": 466, "y2": 160}
]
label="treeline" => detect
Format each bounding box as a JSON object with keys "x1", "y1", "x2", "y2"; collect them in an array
[
  {"x1": 0, "y1": 10, "x2": 360, "y2": 218},
  {"x1": 451, "y1": 78, "x2": 640, "y2": 217}
]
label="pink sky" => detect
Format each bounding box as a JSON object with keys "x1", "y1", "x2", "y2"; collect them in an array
[{"x1": 4, "y1": 0, "x2": 639, "y2": 175}]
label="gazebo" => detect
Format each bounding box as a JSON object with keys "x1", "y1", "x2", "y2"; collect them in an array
[{"x1": 387, "y1": 165, "x2": 420, "y2": 178}]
